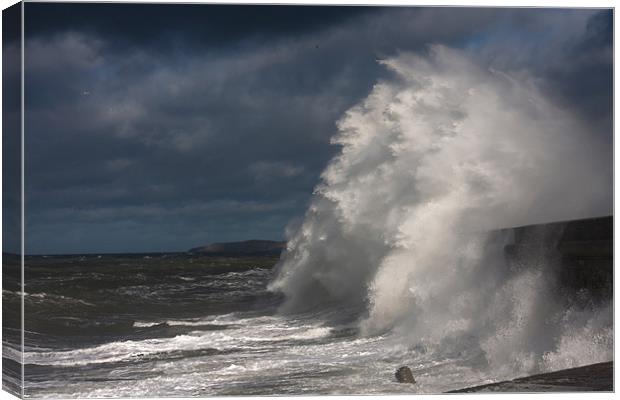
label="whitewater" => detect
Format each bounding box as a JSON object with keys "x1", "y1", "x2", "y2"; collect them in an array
[{"x1": 270, "y1": 46, "x2": 611, "y2": 382}]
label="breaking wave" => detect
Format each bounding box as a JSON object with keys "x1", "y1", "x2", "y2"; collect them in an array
[{"x1": 269, "y1": 46, "x2": 612, "y2": 378}]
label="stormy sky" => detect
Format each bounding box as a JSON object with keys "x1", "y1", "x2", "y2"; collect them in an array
[{"x1": 15, "y1": 4, "x2": 612, "y2": 255}]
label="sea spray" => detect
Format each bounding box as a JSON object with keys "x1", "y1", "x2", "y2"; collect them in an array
[{"x1": 270, "y1": 45, "x2": 611, "y2": 377}]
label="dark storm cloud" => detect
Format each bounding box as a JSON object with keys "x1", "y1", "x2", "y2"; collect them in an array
[
  {"x1": 3, "y1": 3, "x2": 22, "y2": 254},
  {"x1": 22, "y1": 5, "x2": 612, "y2": 254},
  {"x1": 24, "y1": 3, "x2": 374, "y2": 54},
  {"x1": 471, "y1": 8, "x2": 613, "y2": 136}
]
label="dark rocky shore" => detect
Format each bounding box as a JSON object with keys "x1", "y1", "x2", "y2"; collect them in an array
[{"x1": 448, "y1": 361, "x2": 613, "y2": 393}]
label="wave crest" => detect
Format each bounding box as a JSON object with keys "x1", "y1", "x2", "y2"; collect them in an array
[{"x1": 269, "y1": 45, "x2": 611, "y2": 377}]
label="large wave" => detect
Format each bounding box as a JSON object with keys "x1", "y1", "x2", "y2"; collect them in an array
[{"x1": 269, "y1": 46, "x2": 612, "y2": 378}]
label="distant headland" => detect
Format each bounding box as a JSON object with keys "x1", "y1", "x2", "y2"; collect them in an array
[{"x1": 188, "y1": 239, "x2": 286, "y2": 256}]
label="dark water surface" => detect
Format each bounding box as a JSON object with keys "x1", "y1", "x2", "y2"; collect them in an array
[
  {"x1": 4, "y1": 253, "x2": 609, "y2": 397},
  {"x1": 22, "y1": 254, "x2": 282, "y2": 347},
  {"x1": 10, "y1": 254, "x2": 323, "y2": 397},
  {"x1": 10, "y1": 254, "x2": 442, "y2": 397}
]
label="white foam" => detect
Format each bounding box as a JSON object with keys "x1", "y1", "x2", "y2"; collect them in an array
[
  {"x1": 25, "y1": 333, "x2": 214, "y2": 366},
  {"x1": 271, "y1": 46, "x2": 612, "y2": 379},
  {"x1": 132, "y1": 321, "x2": 161, "y2": 328},
  {"x1": 27, "y1": 314, "x2": 334, "y2": 367}
]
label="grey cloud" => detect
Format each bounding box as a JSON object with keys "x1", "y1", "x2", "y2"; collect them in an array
[{"x1": 23, "y1": 7, "x2": 612, "y2": 254}]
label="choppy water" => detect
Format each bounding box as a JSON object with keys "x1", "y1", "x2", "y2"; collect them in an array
[
  {"x1": 2, "y1": 253, "x2": 611, "y2": 397},
  {"x1": 1, "y1": 253, "x2": 499, "y2": 397}
]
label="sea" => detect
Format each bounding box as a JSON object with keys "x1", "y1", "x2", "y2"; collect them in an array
[{"x1": 2, "y1": 252, "x2": 516, "y2": 398}]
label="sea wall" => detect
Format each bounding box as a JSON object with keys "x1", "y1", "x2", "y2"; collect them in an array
[{"x1": 501, "y1": 216, "x2": 612, "y2": 301}]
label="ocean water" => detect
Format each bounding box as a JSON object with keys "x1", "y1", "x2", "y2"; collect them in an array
[
  {"x1": 2, "y1": 248, "x2": 612, "y2": 398},
  {"x1": 1, "y1": 253, "x2": 519, "y2": 397}
]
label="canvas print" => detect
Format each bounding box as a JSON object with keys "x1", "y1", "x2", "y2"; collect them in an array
[{"x1": 2, "y1": 2, "x2": 614, "y2": 397}]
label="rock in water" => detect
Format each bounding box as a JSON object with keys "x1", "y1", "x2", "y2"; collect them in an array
[{"x1": 395, "y1": 366, "x2": 416, "y2": 383}]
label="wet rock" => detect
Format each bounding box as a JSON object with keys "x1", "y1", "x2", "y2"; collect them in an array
[{"x1": 395, "y1": 366, "x2": 416, "y2": 383}]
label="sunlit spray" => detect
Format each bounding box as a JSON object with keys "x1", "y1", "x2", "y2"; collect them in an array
[{"x1": 270, "y1": 45, "x2": 611, "y2": 378}]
